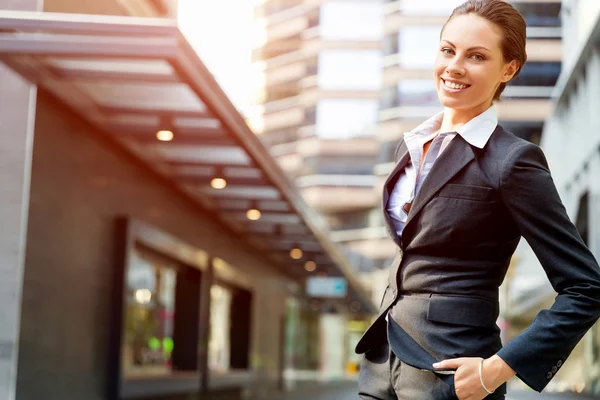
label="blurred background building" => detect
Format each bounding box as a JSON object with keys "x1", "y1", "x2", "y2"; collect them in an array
[
  {"x1": 503, "y1": 0, "x2": 600, "y2": 394},
  {"x1": 251, "y1": 0, "x2": 385, "y2": 284}
]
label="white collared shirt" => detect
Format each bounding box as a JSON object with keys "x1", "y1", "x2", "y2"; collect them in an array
[{"x1": 387, "y1": 105, "x2": 498, "y2": 238}]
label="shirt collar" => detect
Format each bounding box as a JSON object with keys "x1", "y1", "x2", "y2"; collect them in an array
[{"x1": 404, "y1": 105, "x2": 498, "y2": 149}]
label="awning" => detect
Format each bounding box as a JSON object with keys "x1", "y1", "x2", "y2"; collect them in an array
[{"x1": 0, "y1": 10, "x2": 376, "y2": 314}]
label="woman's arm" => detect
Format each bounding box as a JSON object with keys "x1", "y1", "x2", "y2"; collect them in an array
[{"x1": 493, "y1": 140, "x2": 600, "y2": 391}]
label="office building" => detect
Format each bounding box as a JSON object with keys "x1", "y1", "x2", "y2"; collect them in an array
[{"x1": 505, "y1": 0, "x2": 600, "y2": 393}]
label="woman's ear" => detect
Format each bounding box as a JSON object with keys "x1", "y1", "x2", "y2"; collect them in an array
[{"x1": 501, "y1": 60, "x2": 520, "y2": 83}]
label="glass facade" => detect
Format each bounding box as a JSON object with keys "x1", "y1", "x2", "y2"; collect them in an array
[
  {"x1": 122, "y1": 249, "x2": 177, "y2": 377},
  {"x1": 318, "y1": 50, "x2": 382, "y2": 91},
  {"x1": 320, "y1": 1, "x2": 383, "y2": 41},
  {"x1": 315, "y1": 99, "x2": 379, "y2": 139}
]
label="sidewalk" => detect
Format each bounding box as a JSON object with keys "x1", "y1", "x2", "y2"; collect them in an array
[
  {"x1": 507, "y1": 391, "x2": 600, "y2": 399},
  {"x1": 260, "y1": 380, "x2": 358, "y2": 400},
  {"x1": 256, "y1": 382, "x2": 600, "y2": 400}
]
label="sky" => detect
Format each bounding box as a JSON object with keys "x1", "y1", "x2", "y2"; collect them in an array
[{"x1": 177, "y1": 0, "x2": 265, "y2": 115}]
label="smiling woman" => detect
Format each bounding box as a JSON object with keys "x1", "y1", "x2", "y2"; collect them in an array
[
  {"x1": 436, "y1": 0, "x2": 527, "y2": 107},
  {"x1": 357, "y1": 1, "x2": 600, "y2": 400}
]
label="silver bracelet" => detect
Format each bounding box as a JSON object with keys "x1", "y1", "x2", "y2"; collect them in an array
[{"x1": 479, "y1": 358, "x2": 495, "y2": 394}]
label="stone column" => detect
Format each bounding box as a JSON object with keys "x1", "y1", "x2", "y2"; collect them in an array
[{"x1": 0, "y1": 1, "x2": 41, "y2": 398}]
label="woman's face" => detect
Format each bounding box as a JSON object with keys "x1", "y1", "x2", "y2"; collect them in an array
[{"x1": 434, "y1": 13, "x2": 519, "y2": 111}]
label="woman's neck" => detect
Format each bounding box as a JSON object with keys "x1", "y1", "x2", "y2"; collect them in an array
[{"x1": 440, "y1": 103, "x2": 492, "y2": 133}]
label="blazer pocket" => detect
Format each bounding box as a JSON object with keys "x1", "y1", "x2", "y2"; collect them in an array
[
  {"x1": 436, "y1": 183, "x2": 494, "y2": 202},
  {"x1": 427, "y1": 294, "x2": 498, "y2": 329}
]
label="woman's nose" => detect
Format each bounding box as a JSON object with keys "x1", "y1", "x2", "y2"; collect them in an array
[{"x1": 446, "y1": 58, "x2": 466, "y2": 76}]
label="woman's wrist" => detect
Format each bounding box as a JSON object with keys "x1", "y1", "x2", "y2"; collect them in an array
[{"x1": 482, "y1": 355, "x2": 516, "y2": 390}]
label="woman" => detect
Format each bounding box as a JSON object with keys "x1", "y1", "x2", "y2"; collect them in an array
[{"x1": 356, "y1": 1, "x2": 600, "y2": 399}]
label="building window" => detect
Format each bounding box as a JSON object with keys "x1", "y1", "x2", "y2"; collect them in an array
[
  {"x1": 122, "y1": 249, "x2": 177, "y2": 377},
  {"x1": 302, "y1": 155, "x2": 375, "y2": 176},
  {"x1": 318, "y1": 50, "x2": 382, "y2": 91},
  {"x1": 397, "y1": 80, "x2": 439, "y2": 107},
  {"x1": 320, "y1": 1, "x2": 383, "y2": 40},
  {"x1": 510, "y1": 62, "x2": 561, "y2": 87},
  {"x1": 501, "y1": 121, "x2": 543, "y2": 144},
  {"x1": 398, "y1": 26, "x2": 442, "y2": 69},
  {"x1": 513, "y1": 3, "x2": 561, "y2": 27},
  {"x1": 378, "y1": 139, "x2": 400, "y2": 165},
  {"x1": 315, "y1": 99, "x2": 379, "y2": 139},
  {"x1": 399, "y1": 0, "x2": 464, "y2": 16}
]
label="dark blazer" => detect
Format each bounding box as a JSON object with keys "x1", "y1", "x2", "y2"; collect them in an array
[{"x1": 354, "y1": 124, "x2": 600, "y2": 392}]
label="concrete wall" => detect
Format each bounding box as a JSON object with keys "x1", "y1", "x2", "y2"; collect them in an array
[{"x1": 16, "y1": 93, "x2": 290, "y2": 400}]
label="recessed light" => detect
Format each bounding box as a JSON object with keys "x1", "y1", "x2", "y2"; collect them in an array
[
  {"x1": 290, "y1": 248, "x2": 303, "y2": 259},
  {"x1": 211, "y1": 178, "x2": 227, "y2": 189},
  {"x1": 304, "y1": 261, "x2": 316, "y2": 272},
  {"x1": 134, "y1": 288, "x2": 152, "y2": 304},
  {"x1": 246, "y1": 209, "x2": 261, "y2": 220},
  {"x1": 156, "y1": 130, "x2": 174, "y2": 141}
]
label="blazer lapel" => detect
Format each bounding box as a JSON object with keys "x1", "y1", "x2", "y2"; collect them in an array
[
  {"x1": 383, "y1": 139, "x2": 410, "y2": 207},
  {"x1": 404, "y1": 134, "x2": 475, "y2": 231},
  {"x1": 381, "y1": 138, "x2": 410, "y2": 248}
]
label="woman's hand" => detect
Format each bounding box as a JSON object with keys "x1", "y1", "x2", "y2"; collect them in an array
[{"x1": 433, "y1": 355, "x2": 516, "y2": 400}]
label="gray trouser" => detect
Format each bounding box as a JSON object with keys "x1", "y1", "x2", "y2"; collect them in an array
[{"x1": 358, "y1": 340, "x2": 506, "y2": 400}]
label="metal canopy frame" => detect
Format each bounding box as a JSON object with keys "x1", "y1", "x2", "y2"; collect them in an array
[{"x1": 0, "y1": 10, "x2": 375, "y2": 313}]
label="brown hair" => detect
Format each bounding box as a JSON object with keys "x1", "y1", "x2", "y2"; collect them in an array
[{"x1": 442, "y1": 0, "x2": 528, "y2": 101}]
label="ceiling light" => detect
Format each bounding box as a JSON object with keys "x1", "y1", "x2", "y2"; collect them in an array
[
  {"x1": 156, "y1": 130, "x2": 174, "y2": 141},
  {"x1": 134, "y1": 288, "x2": 152, "y2": 304},
  {"x1": 210, "y1": 178, "x2": 227, "y2": 190},
  {"x1": 246, "y1": 209, "x2": 261, "y2": 220},
  {"x1": 290, "y1": 248, "x2": 303, "y2": 259},
  {"x1": 304, "y1": 261, "x2": 316, "y2": 272}
]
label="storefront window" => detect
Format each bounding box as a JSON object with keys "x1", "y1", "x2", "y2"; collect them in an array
[
  {"x1": 208, "y1": 284, "x2": 232, "y2": 372},
  {"x1": 122, "y1": 249, "x2": 177, "y2": 376}
]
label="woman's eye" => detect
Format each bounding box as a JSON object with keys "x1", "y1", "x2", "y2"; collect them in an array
[
  {"x1": 471, "y1": 54, "x2": 484, "y2": 61},
  {"x1": 441, "y1": 48, "x2": 453, "y2": 55}
]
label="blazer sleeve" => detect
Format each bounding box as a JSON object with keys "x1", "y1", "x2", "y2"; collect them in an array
[{"x1": 495, "y1": 141, "x2": 600, "y2": 392}]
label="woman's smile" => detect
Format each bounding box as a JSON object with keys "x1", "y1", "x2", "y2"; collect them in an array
[{"x1": 441, "y1": 78, "x2": 471, "y2": 93}]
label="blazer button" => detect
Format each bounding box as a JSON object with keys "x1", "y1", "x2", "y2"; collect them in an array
[
  {"x1": 546, "y1": 372, "x2": 553, "y2": 379},
  {"x1": 552, "y1": 366, "x2": 558, "y2": 373},
  {"x1": 556, "y1": 360, "x2": 562, "y2": 368}
]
